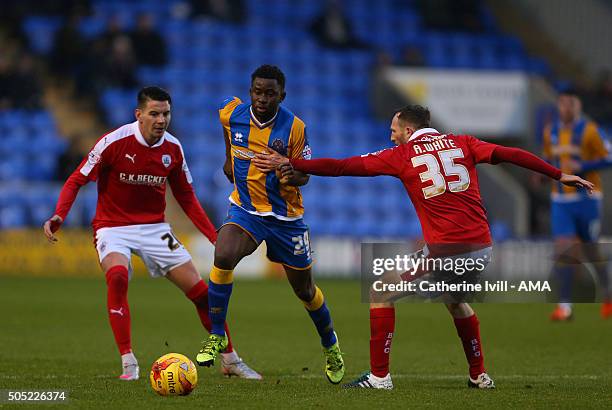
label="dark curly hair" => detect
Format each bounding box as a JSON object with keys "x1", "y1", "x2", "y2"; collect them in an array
[{"x1": 251, "y1": 64, "x2": 286, "y2": 89}]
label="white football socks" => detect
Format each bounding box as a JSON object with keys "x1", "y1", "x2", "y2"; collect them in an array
[
  {"x1": 221, "y1": 350, "x2": 239, "y2": 364},
  {"x1": 121, "y1": 351, "x2": 138, "y2": 366}
]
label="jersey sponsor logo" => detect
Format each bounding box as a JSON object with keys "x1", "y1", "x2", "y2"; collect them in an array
[
  {"x1": 416, "y1": 134, "x2": 447, "y2": 142},
  {"x1": 234, "y1": 132, "x2": 244, "y2": 143},
  {"x1": 119, "y1": 173, "x2": 167, "y2": 186},
  {"x1": 232, "y1": 147, "x2": 256, "y2": 159},
  {"x1": 271, "y1": 138, "x2": 287, "y2": 155},
  {"x1": 161, "y1": 154, "x2": 171, "y2": 167},
  {"x1": 302, "y1": 144, "x2": 312, "y2": 160},
  {"x1": 125, "y1": 153, "x2": 136, "y2": 163}
]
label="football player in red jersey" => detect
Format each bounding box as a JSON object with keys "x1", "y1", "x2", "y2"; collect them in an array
[
  {"x1": 253, "y1": 105, "x2": 593, "y2": 390},
  {"x1": 43, "y1": 86, "x2": 261, "y2": 381}
]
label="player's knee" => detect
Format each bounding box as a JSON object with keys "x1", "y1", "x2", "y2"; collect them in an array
[
  {"x1": 446, "y1": 302, "x2": 473, "y2": 318},
  {"x1": 370, "y1": 302, "x2": 394, "y2": 309},
  {"x1": 293, "y1": 283, "x2": 316, "y2": 303},
  {"x1": 213, "y1": 247, "x2": 239, "y2": 270},
  {"x1": 105, "y1": 266, "x2": 129, "y2": 292}
]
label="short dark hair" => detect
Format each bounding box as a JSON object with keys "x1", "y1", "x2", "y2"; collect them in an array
[
  {"x1": 396, "y1": 105, "x2": 431, "y2": 129},
  {"x1": 251, "y1": 64, "x2": 285, "y2": 89},
  {"x1": 137, "y1": 86, "x2": 172, "y2": 108}
]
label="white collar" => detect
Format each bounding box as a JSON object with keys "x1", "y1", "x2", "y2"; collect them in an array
[
  {"x1": 133, "y1": 121, "x2": 166, "y2": 147},
  {"x1": 408, "y1": 127, "x2": 440, "y2": 142},
  {"x1": 250, "y1": 107, "x2": 278, "y2": 129}
]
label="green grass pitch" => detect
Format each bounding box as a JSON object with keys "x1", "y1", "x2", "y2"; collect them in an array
[{"x1": 1, "y1": 276, "x2": 610, "y2": 409}]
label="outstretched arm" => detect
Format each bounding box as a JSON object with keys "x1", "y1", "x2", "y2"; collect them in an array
[
  {"x1": 254, "y1": 153, "x2": 374, "y2": 176},
  {"x1": 290, "y1": 157, "x2": 374, "y2": 176},
  {"x1": 490, "y1": 145, "x2": 562, "y2": 179},
  {"x1": 253, "y1": 149, "x2": 399, "y2": 177},
  {"x1": 489, "y1": 145, "x2": 594, "y2": 193}
]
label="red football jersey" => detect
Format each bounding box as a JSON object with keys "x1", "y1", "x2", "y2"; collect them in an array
[
  {"x1": 54, "y1": 121, "x2": 217, "y2": 241},
  {"x1": 359, "y1": 128, "x2": 496, "y2": 248},
  {"x1": 291, "y1": 127, "x2": 561, "y2": 253}
]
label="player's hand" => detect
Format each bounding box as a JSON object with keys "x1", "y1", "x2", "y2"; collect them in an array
[
  {"x1": 276, "y1": 164, "x2": 294, "y2": 184},
  {"x1": 43, "y1": 215, "x2": 63, "y2": 243},
  {"x1": 253, "y1": 150, "x2": 290, "y2": 173},
  {"x1": 559, "y1": 173, "x2": 594, "y2": 194}
]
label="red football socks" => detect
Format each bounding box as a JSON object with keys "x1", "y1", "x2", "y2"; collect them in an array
[
  {"x1": 453, "y1": 314, "x2": 486, "y2": 379},
  {"x1": 370, "y1": 307, "x2": 395, "y2": 377},
  {"x1": 105, "y1": 265, "x2": 131, "y2": 355},
  {"x1": 186, "y1": 280, "x2": 234, "y2": 353}
]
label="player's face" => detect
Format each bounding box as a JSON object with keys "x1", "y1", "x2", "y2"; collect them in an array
[
  {"x1": 390, "y1": 114, "x2": 411, "y2": 145},
  {"x1": 136, "y1": 99, "x2": 171, "y2": 142},
  {"x1": 250, "y1": 78, "x2": 285, "y2": 120},
  {"x1": 558, "y1": 95, "x2": 581, "y2": 124}
]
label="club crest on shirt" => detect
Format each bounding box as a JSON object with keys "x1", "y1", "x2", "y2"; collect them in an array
[
  {"x1": 161, "y1": 154, "x2": 171, "y2": 167},
  {"x1": 271, "y1": 138, "x2": 287, "y2": 156}
]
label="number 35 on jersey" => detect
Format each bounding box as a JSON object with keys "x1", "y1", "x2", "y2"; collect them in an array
[{"x1": 412, "y1": 148, "x2": 471, "y2": 199}]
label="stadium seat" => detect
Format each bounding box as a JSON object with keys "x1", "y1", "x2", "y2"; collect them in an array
[
  {"x1": 491, "y1": 221, "x2": 513, "y2": 241},
  {"x1": 23, "y1": 16, "x2": 63, "y2": 55},
  {"x1": 0, "y1": 205, "x2": 28, "y2": 228},
  {"x1": 23, "y1": 186, "x2": 56, "y2": 226},
  {"x1": 0, "y1": 156, "x2": 28, "y2": 182}
]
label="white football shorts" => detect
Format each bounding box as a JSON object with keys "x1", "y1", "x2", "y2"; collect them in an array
[{"x1": 95, "y1": 223, "x2": 192, "y2": 278}]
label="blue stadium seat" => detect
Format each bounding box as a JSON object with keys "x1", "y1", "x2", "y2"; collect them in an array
[
  {"x1": 22, "y1": 186, "x2": 56, "y2": 225},
  {"x1": 0, "y1": 205, "x2": 28, "y2": 228},
  {"x1": 491, "y1": 221, "x2": 512, "y2": 241},
  {"x1": 81, "y1": 186, "x2": 98, "y2": 223},
  {"x1": 78, "y1": 16, "x2": 106, "y2": 38},
  {"x1": 23, "y1": 16, "x2": 63, "y2": 54},
  {"x1": 527, "y1": 58, "x2": 552, "y2": 76},
  {"x1": 502, "y1": 53, "x2": 527, "y2": 70},
  {"x1": 0, "y1": 155, "x2": 28, "y2": 181},
  {"x1": 27, "y1": 154, "x2": 57, "y2": 181}
]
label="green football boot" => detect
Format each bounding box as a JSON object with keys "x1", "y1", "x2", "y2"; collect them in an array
[
  {"x1": 196, "y1": 334, "x2": 228, "y2": 367},
  {"x1": 323, "y1": 335, "x2": 345, "y2": 384}
]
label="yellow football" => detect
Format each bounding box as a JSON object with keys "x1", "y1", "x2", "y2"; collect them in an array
[{"x1": 150, "y1": 353, "x2": 198, "y2": 396}]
